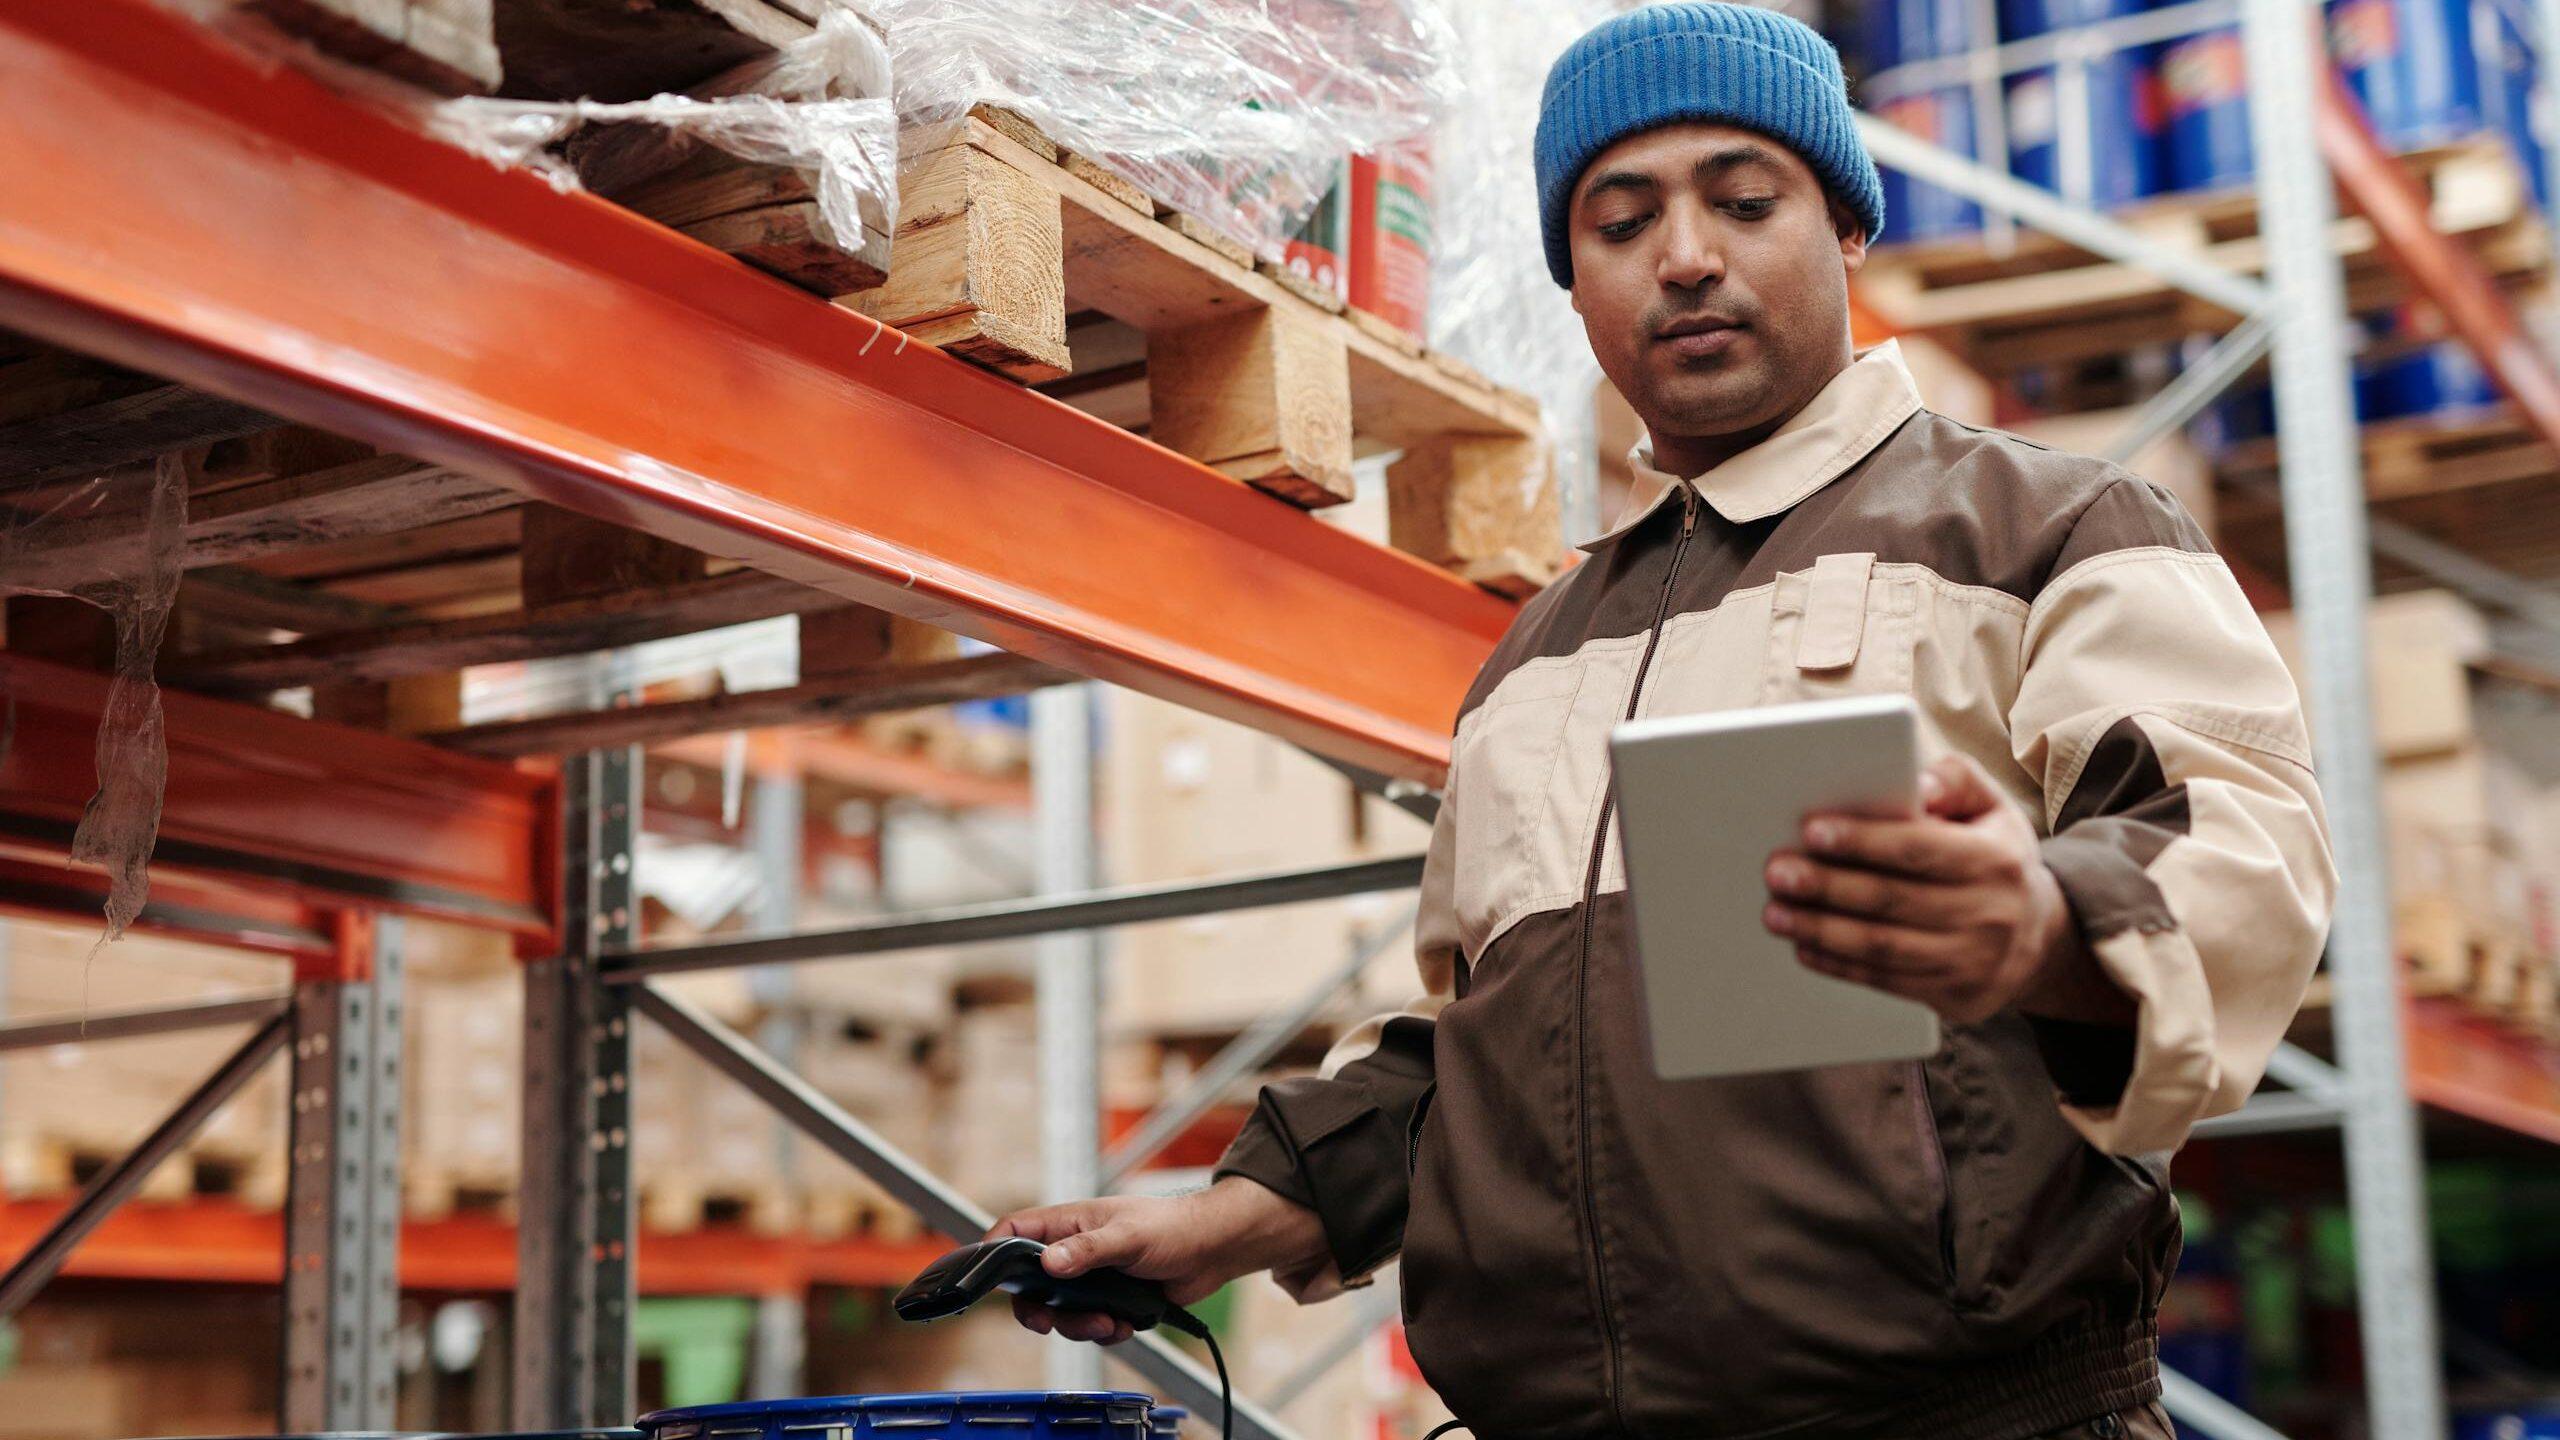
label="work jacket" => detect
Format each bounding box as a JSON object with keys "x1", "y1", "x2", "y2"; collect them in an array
[{"x1": 1215, "y1": 342, "x2": 2338, "y2": 1440}]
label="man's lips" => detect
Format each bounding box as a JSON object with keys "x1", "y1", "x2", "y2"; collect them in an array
[
  {"x1": 1653, "y1": 314, "x2": 1744, "y2": 340},
  {"x1": 1654, "y1": 316, "x2": 1747, "y2": 357}
]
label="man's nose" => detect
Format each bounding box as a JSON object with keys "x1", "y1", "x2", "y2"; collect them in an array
[{"x1": 1654, "y1": 207, "x2": 1724, "y2": 291}]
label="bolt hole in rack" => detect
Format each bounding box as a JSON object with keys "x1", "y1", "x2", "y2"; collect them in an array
[{"x1": 2, "y1": 0, "x2": 2559, "y2": 1439}]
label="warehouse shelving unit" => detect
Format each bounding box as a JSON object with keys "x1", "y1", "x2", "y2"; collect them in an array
[
  {"x1": 1, "y1": 0, "x2": 2558, "y2": 1438},
  {"x1": 1862, "y1": 0, "x2": 2560, "y2": 1436}
]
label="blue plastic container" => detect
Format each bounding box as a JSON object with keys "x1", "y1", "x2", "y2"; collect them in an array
[
  {"x1": 2484, "y1": 3, "x2": 2550, "y2": 211},
  {"x1": 2168, "y1": 0, "x2": 2493, "y2": 190},
  {"x1": 2455, "y1": 1408, "x2": 2560, "y2": 1440},
  {"x1": 2004, "y1": 0, "x2": 2166, "y2": 207},
  {"x1": 1864, "y1": 0, "x2": 1987, "y2": 240},
  {"x1": 1880, "y1": 89, "x2": 1989, "y2": 238},
  {"x1": 2332, "y1": 0, "x2": 2488, "y2": 149},
  {"x1": 2162, "y1": 27, "x2": 2254, "y2": 189},
  {"x1": 2360, "y1": 340, "x2": 2502, "y2": 417},
  {"x1": 640, "y1": 1394, "x2": 1160, "y2": 1440}
]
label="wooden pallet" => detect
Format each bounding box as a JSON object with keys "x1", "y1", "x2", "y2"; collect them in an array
[
  {"x1": 233, "y1": 0, "x2": 1565, "y2": 592},
  {"x1": 2210, "y1": 397, "x2": 2560, "y2": 588},
  {"x1": 1, "y1": 1135, "x2": 287, "y2": 1210},
  {"x1": 2303, "y1": 894, "x2": 2554, "y2": 1024},
  {"x1": 611, "y1": 110, "x2": 1563, "y2": 595},
  {"x1": 1859, "y1": 138, "x2": 2551, "y2": 377}
]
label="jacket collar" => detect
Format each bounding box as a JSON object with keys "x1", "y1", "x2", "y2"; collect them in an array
[{"x1": 1578, "y1": 340, "x2": 1923, "y2": 551}]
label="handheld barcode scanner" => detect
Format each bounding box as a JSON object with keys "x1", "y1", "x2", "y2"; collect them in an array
[
  {"x1": 895, "y1": 1237, "x2": 1227, "y2": 1437},
  {"x1": 894, "y1": 1236, "x2": 1201, "y2": 1337}
]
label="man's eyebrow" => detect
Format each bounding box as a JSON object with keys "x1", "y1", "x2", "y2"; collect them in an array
[
  {"x1": 1696, "y1": 143, "x2": 1787, "y2": 181},
  {"x1": 1576, "y1": 169, "x2": 1658, "y2": 207}
]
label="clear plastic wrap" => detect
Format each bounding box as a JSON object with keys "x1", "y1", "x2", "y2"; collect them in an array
[
  {"x1": 865, "y1": 0, "x2": 1456, "y2": 259},
  {"x1": 426, "y1": 8, "x2": 900, "y2": 273},
  {"x1": 0, "y1": 459, "x2": 188, "y2": 952},
  {"x1": 151, "y1": 0, "x2": 900, "y2": 277},
  {"x1": 1426, "y1": 0, "x2": 1621, "y2": 538}
]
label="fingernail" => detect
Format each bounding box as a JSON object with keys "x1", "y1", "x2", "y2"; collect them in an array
[
  {"x1": 1764, "y1": 903, "x2": 1794, "y2": 935},
  {"x1": 1806, "y1": 820, "x2": 1842, "y2": 849},
  {"x1": 1770, "y1": 859, "x2": 1809, "y2": 893}
]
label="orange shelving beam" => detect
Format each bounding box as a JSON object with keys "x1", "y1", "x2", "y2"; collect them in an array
[
  {"x1": 0, "y1": 0, "x2": 1512, "y2": 788},
  {"x1": 0, "y1": 656, "x2": 558, "y2": 946},
  {"x1": 0, "y1": 1199, "x2": 952, "y2": 1296}
]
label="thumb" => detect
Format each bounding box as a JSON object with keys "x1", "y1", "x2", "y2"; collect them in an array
[
  {"x1": 1045, "y1": 1222, "x2": 1138, "y2": 1278},
  {"x1": 1921, "y1": 753, "x2": 2002, "y2": 822}
]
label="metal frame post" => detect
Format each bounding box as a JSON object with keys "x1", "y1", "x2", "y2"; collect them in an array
[
  {"x1": 515, "y1": 741, "x2": 640, "y2": 1428},
  {"x1": 2238, "y1": 0, "x2": 2447, "y2": 1433},
  {"x1": 1033, "y1": 682, "x2": 1105, "y2": 1392},
  {"x1": 282, "y1": 913, "x2": 406, "y2": 1431}
]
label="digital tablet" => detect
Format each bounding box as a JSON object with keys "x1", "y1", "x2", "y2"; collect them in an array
[{"x1": 1608, "y1": 693, "x2": 1942, "y2": 1081}]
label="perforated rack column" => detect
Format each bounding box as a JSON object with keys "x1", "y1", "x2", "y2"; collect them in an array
[
  {"x1": 516, "y1": 732, "x2": 641, "y2": 1427},
  {"x1": 283, "y1": 913, "x2": 406, "y2": 1430}
]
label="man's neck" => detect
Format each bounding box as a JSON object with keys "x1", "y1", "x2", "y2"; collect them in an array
[{"x1": 1647, "y1": 346, "x2": 1856, "y2": 479}]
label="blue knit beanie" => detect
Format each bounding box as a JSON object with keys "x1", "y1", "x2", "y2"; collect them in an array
[{"x1": 1534, "y1": 3, "x2": 1887, "y2": 286}]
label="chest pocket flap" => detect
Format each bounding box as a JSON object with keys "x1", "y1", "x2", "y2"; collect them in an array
[{"x1": 1795, "y1": 551, "x2": 1876, "y2": 671}]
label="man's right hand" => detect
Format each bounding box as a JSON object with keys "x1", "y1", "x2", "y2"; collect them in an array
[{"x1": 988, "y1": 1176, "x2": 1328, "y2": 1345}]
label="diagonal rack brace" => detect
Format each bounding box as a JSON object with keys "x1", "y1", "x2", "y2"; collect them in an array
[{"x1": 633, "y1": 982, "x2": 1303, "y2": 1440}]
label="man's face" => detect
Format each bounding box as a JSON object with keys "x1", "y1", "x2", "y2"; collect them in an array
[{"x1": 1567, "y1": 122, "x2": 1869, "y2": 449}]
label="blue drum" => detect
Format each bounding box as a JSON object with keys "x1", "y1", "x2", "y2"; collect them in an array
[
  {"x1": 639, "y1": 1393, "x2": 1160, "y2": 1440},
  {"x1": 2162, "y1": 26, "x2": 2254, "y2": 190},
  {"x1": 2003, "y1": 0, "x2": 2165, "y2": 208}
]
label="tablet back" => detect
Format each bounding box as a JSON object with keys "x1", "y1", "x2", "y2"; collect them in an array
[{"x1": 1608, "y1": 693, "x2": 1942, "y2": 1080}]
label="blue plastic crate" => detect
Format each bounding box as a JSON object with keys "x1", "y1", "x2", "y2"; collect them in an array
[{"x1": 640, "y1": 1393, "x2": 1160, "y2": 1440}]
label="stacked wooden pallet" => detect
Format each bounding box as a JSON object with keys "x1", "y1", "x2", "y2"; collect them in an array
[
  {"x1": 1858, "y1": 138, "x2": 2551, "y2": 378},
  {"x1": 214, "y1": 0, "x2": 1565, "y2": 597},
  {"x1": 2263, "y1": 590, "x2": 2560, "y2": 1036},
  {"x1": 0, "y1": 921, "x2": 289, "y2": 1210}
]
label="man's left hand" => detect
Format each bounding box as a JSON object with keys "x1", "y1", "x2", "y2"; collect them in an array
[{"x1": 1762, "y1": 752, "x2": 2079, "y2": 1025}]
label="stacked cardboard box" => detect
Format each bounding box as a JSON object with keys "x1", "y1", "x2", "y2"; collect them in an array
[
  {"x1": 2261, "y1": 589, "x2": 2560, "y2": 1024},
  {"x1": 0, "y1": 920, "x2": 288, "y2": 1205},
  {"x1": 940, "y1": 1002, "x2": 1045, "y2": 1214},
  {"x1": 1099, "y1": 688, "x2": 1430, "y2": 1044}
]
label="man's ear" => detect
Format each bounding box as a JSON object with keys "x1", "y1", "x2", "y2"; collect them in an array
[{"x1": 1830, "y1": 198, "x2": 1870, "y2": 274}]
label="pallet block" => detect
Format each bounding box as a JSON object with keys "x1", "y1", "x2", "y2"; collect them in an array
[
  {"x1": 1387, "y1": 433, "x2": 1565, "y2": 596},
  {"x1": 1149, "y1": 306, "x2": 1354, "y2": 506},
  {"x1": 850, "y1": 137, "x2": 1070, "y2": 381}
]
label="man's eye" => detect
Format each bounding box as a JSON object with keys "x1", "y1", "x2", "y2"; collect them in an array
[
  {"x1": 1596, "y1": 214, "x2": 1651, "y2": 239},
  {"x1": 1724, "y1": 197, "x2": 1777, "y2": 219}
]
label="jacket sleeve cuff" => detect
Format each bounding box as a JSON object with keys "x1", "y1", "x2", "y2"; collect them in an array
[
  {"x1": 1212, "y1": 1076, "x2": 1413, "y2": 1286},
  {"x1": 2033, "y1": 833, "x2": 2166, "y2": 1109}
]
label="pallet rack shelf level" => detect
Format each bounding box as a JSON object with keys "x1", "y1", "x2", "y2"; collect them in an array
[{"x1": 0, "y1": 0, "x2": 1509, "y2": 788}]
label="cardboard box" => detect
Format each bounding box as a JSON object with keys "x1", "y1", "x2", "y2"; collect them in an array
[
  {"x1": 2260, "y1": 589, "x2": 2493, "y2": 760},
  {"x1": 1100, "y1": 690, "x2": 1429, "y2": 1036}
]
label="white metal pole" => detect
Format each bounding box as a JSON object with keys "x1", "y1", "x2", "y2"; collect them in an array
[
  {"x1": 1033, "y1": 682, "x2": 1105, "y2": 1391},
  {"x1": 2235, "y1": 0, "x2": 2447, "y2": 1434}
]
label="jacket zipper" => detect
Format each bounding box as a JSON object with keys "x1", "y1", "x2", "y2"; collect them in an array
[
  {"x1": 1575, "y1": 483, "x2": 1699, "y2": 1435},
  {"x1": 1911, "y1": 1060, "x2": 1958, "y2": 1292}
]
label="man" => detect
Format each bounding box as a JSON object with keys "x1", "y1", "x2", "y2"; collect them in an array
[{"x1": 993, "y1": 6, "x2": 2336, "y2": 1437}]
